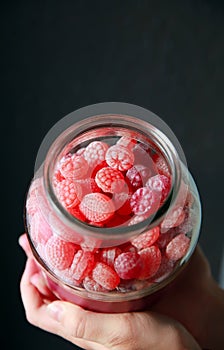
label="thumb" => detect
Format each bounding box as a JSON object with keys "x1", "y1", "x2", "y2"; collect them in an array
[{"x1": 46, "y1": 300, "x2": 201, "y2": 350}]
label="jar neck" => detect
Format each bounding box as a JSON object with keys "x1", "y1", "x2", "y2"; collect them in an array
[{"x1": 43, "y1": 114, "x2": 184, "y2": 241}]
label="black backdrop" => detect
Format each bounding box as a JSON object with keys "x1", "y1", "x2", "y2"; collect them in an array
[{"x1": 2, "y1": 1, "x2": 224, "y2": 349}]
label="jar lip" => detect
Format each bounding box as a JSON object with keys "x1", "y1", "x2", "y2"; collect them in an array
[{"x1": 43, "y1": 112, "x2": 184, "y2": 239}]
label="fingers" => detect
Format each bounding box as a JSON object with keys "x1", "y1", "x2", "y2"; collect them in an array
[
  {"x1": 19, "y1": 233, "x2": 32, "y2": 258},
  {"x1": 42, "y1": 300, "x2": 201, "y2": 350}
]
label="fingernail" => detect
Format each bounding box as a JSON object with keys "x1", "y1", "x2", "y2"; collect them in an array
[{"x1": 47, "y1": 302, "x2": 63, "y2": 322}]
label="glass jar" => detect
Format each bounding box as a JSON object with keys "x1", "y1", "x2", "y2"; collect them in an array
[{"x1": 24, "y1": 102, "x2": 201, "y2": 313}]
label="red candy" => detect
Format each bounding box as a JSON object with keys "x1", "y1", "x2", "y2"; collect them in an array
[
  {"x1": 70, "y1": 250, "x2": 95, "y2": 282},
  {"x1": 95, "y1": 167, "x2": 125, "y2": 193},
  {"x1": 130, "y1": 187, "x2": 160, "y2": 216},
  {"x1": 99, "y1": 247, "x2": 122, "y2": 267},
  {"x1": 106, "y1": 144, "x2": 134, "y2": 171},
  {"x1": 165, "y1": 233, "x2": 190, "y2": 261},
  {"x1": 55, "y1": 178, "x2": 82, "y2": 209},
  {"x1": 83, "y1": 276, "x2": 108, "y2": 292},
  {"x1": 59, "y1": 154, "x2": 89, "y2": 180},
  {"x1": 114, "y1": 251, "x2": 141, "y2": 279},
  {"x1": 45, "y1": 236, "x2": 77, "y2": 271},
  {"x1": 30, "y1": 211, "x2": 52, "y2": 244},
  {"x1": 84, "y1": 141, "x2": 109, "y2": 167},
  {"x1": 79, "y1": 193, "x2": 115, "y2": 223},
  {"x1": 138, "y1": 245, "x2": 161, "y2": 279},
  {"x1": 146, "y1": 174, "x2": 171, "y2": 204},
  {"x1": 131, "y1": 226, "x2": 160, "y2": 250},
  {"x1": 126, "y1": 164, "x2": 152, "y2": 190},
  {"x1": 92, "y1": 262, "x2": 120, "y2": 290},
  {"x1": 28, "y1": 132, "x2": 194, "y2": 295}
]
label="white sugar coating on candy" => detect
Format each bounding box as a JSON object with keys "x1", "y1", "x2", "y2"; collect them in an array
[
  {"x1": 126, "y1": 164, "x2": 153, "y2": 190},
  {"x1": 130, "y1": 186, "x2": 161, "y2": 216},
  {"x1": 48, "y1": 212, "x2": 83, "y2": 244},
  {"x1": 70, "y1": 250, "x2": 95, "y2": 282},
  {"x1": 79, "y1": 193, "x2": 115, "y2": 223},
  {"x1": 45, "y1": 236, "x2": 77, "y2": 271},
  {"x1": 95, "y1": 167, "x2": 126, "y2": 193},
  {"x1": 59, "y1": 154, "x2": 89, "y2": 180},
  {"x1": 55, "y1": 178, "x2": 82, "y2": 209},
  {"x1": 138, "y1": 245, "x2": 162, "y2": 280},
  {"x1": 155, "y1": 155, "x2": 170, "y2": 177},
  {"x1": 116, "y1": 136, "x2": 137, "y2": 150},
  {"x1": 105, "y1": 144, "x2": 134, "y2": 171},
  {"x1": 127, "y1": 214, "x2": 147, "y2": 226},
  {"x1": 92, "y1": 262, "x2": 120, "y2": 290},
  {"x1": 30, "y1": 211, "x2": 53, "y2": 244},
  {"x1": 146, "y1": 174, "x2": 171, "y2": 203},
  {"x1": 83, "y1": 276, "x2": 108, "y2": 292},
  {"x1": 84, "y1": 141, "x2": 109, "y2": 167},
  {"x1": 131, "y1": 226, "x2": 160, "y2": 250},
  {"x1": 165, "y1": 233, "x2": 190, "y2": 261},
  {"x1": 160, "y1": 206, "x2": 185, "y2": 233}
]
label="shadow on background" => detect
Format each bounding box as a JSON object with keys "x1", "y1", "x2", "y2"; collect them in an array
[{"x1": 2, "y1": 1, "x2": 224, "y2": 349}]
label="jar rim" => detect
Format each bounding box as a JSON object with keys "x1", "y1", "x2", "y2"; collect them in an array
[{"x1": 42, "y1": 111, "x2": 185, "y2": 240}]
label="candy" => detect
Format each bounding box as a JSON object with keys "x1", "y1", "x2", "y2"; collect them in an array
[
  {"x1": 146, "y1": 174, "x2": 171, "y2": 204},
  {"x1": 138, "y1": 245, "x2": 161, "y2": 279},
  {"x1": 105, "y1": 145, "x2": 134, "y2": 171},
  {"x1": 59, "y1": 154, "x2": 89, "y2": 180},
  {"x1": 70, "y1": 250, "x2": 95, "y2": 282},
  {"x1": 114, "y1": 251, "x2": 141, "y2": 279},
  {"x1": 126, "y1": 164, "x2": 152, "y2": 190},
  {"x1": 84, "y1": 141, "x2": 109, "y2": 167},
  {"x1": 95, "y1": 167, "x2": 125, "y2": 193},
  {"x1": 131, "y1": 226, "x2": 160, "y2": 250},
  {"x1": 79, "y1": 193, "x2": 115, "y2": 223},
  {"x1": 116, "y1": 136, "x2": 137, "y2": 150},
  {"x1": 165, "y1": 233, "x2": 190, "y2": 261},
  {"x1": 45, "y1": 236, "x2": 77, "y2": 270},
  {"x1": 130, "y1": 187, "x2": 160, "y2": 216},
  {"x1": 99, "y1": 247, "x2": 122, "y2": 267},
  {"x1": 92, "y1": 262, "x2": 120, "y2": 290},
  {"x1": 30, "y1": 211, "x2": 52, "y2": 244},
  {"x1": 55, "y1": 178, "x2": 82, "y2": 209},
  {"x1": 160, "y1": 206, "x2": 185, "y2": 232},
  {"x1": 83, "y1": 276, "x2": 108, "y2": 292}
]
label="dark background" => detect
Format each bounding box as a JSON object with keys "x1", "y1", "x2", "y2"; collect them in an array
[{"x1": 2, "y1": 1, "x2": 224, "y2": 349}]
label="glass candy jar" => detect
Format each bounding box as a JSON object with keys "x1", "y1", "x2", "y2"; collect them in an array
[{"x1": 25, "y1": 103, "x2": 201, "y2": 313}]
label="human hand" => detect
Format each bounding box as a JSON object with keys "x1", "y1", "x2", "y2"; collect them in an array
[{"x1": 19, "y1": 234, "x2": 224, "y2": 350}]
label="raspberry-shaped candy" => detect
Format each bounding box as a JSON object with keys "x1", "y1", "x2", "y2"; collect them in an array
[
  {"x1": 154, "y1": 155, "x2": 170, "y2": 177},
  {"x1": 95, "y1": 167, "x2": 125, "y2": 193},
  {"x1": 45, "y1": 236, "x2": 77, "y2": 270},
  {"x1": 79, "y1": 193, "x2": 115, "y2": 223},
  {"x1": 84, "y1": 141, "x2": 109, "y2": 167},
  {"x1": 138, "y1": 245, "x2": 161, "y2": 280},
  {"x1": 131, "y1": 226, "x2": 160, "y2": 250},
  {"x1": 116, "y1": 136, "x2": 137, "y2": 150},
  {"x1": 59, "y1": 154, "x2": 89, "y2": 180},
  {"x1": 92, "y1": 262, "x2": 120, "y2": 290},
  {"x1": 126, "y1": 164, "x2": 152, "y2": 190},
  {"x1": 49, "y1": 212, "x2": 83, "y2": 244},
  {"x1": 160, "y1": 206, "x2": 185, "y2": 232},
  {"x1": 146, "y1": 174, "x2": 171, "y2": 204},
  {"x1": 130, "y1": 187, "x2": 160, "y2": 216},
  {"x1": 55, "y1": 178, "x2": 82, "y2": 209},
  {"x1": 165, "y1": 233, "x2": 190, "y2": 261},
  {"x1": 83, "y1": 276, "x2": 108, "y2": 292},
  {"x1": 99, "y1": 247, "x2": 122, "y2": 267},
  {"x1": 106, "y1": 145, "x2": 134, "y2": 171},
  {"x1": 114, "y1": 251, "x2": 141, "y2": 279},
  {"x1": 30, "y1": 211, "x2": 52, "y2": 244},
  {"x1": 70, "y1": 250, "x2": 95, "y2": 282}
]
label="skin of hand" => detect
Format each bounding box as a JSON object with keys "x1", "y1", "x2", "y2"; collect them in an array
[{"x1": 19, "y1": 233, "x2": 224, "y2": 350}]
